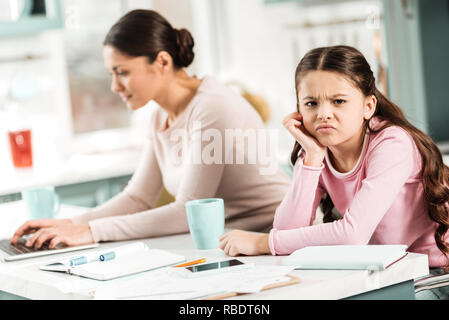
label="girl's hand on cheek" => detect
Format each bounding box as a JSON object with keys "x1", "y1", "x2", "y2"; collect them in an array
[{"x1": 282, "y1": 112, "x2": 326, "y2": 167}]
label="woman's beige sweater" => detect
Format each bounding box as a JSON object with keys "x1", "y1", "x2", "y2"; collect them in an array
[{"x1": 71, "y1": 77, "x2": 291, "y2": 242}]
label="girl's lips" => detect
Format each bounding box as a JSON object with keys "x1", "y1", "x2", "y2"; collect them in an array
[
  {"x1": 316, "y1": 124, "x2": 335, "y2": 129},
  {"x1": 316, "y1": 124, "x2": 336, "y2": 133}
]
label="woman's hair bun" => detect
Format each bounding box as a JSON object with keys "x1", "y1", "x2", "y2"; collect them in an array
[
  {"x1": 104, "y1": 10, "x2": 195, "y2": 69},
  {"x1": 175, "y1": 28, "x2": 195, "y2": 68}
]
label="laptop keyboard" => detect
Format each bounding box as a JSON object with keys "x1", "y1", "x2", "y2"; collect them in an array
[{"x1": 0, "y1": 238, "x2": 51, "y2": 256}]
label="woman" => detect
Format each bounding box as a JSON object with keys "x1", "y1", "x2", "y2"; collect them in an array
[
  {"x1": 11, "y1": 10, "x2": 290, "y2": 248},
  {"x1": 219, "y1": 45, "x2": 449, "y2": 268}
]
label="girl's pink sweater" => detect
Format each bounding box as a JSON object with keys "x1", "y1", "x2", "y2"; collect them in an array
[{"x1": 269, "y1": 118, "x2": 448, "y2": 267}]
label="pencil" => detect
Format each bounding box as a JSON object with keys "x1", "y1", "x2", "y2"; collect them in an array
[{"x1": 173, "y1": 258, "x2": 206, "y2": 268}]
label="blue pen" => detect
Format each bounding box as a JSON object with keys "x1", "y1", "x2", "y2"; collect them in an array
[
  {"x1": 70, "y1": 251, "x2": 115, "y2": 266},
  {"x1": 70, "y1": 243, "x2": 147, "y2": 266},
  {"x1": 70, "y1": 255, "x2": 94, "y2": 266},
  {"x1": 99, "y1": 251, "x2": 116, "y2": 262},
  {"x1": 69, "y1": 252, "x2": 102, "y2": 266},
  {"x1": 99, "y1": 243, "x2": 147, "y2": 262}
]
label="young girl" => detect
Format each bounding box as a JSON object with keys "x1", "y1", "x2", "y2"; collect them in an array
[{"x1": 219, "y1": 45, "x2": 449, "y2": 268}]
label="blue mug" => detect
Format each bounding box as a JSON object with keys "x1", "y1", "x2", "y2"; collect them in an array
[
  {"x1": 185, "y1": 198, "x2": 225, "y2": 250},
  {"x1": 21, "y1": 187, "x2": 60, "y2": 220}
]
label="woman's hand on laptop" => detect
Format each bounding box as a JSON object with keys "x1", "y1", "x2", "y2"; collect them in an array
[
  {"x1": 22, "y1": 224, "x2": 95, "y2": 249},
  {"x1": 10, "y1": 219, "x2": 94, "y2": 248},
  {"x1": 10, "y1": 218, "x2": 73, "y2": 244}
]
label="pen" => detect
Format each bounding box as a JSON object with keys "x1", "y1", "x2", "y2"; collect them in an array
[
  {"x1": 69, "y1": 254, "x2": 100, "y2": 266},
  {"x1": 173, "y1": 258, "x2": 206, "y2": 268},
  {"x1": 99, "y1": 242, "x2": 148, "y2": 262},
  {"x1": 70, "y1": 242, "x2": 148, "y2": 266},
  {"x1": 99, "y1": 251, "x2": 115, "y2": 262}
]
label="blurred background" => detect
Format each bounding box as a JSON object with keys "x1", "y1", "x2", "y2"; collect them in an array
[{"x1": 0, "y1": 0, "x2": 448, "y2": 207}]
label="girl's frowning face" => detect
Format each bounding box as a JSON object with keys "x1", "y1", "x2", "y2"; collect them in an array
[{"x1": 297, "y1": 70, "x2": 376, "y2": 147}]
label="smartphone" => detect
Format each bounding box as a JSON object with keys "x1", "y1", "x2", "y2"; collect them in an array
[
  {"x1": 179, "y1": 259, "x2": 253, "y2": 278},
  {"x1": 187, "y1": 259, "x2": 244, "y2": 272}
]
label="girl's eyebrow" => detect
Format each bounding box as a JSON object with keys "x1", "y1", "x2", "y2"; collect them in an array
[
  {"x1": 303, "y1": 96, "x2": 316, "y2": 100},
  {"x1": 302, "y1": 93, "x2": 348, "y2": 100},
  {"x1": 330, "y1": 93, "x2": 348, "y2": 98}
]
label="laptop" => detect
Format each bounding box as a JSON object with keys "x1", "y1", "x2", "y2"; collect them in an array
[{"x1": 0, "y1": 236, "x2": 99, "y2": 262}]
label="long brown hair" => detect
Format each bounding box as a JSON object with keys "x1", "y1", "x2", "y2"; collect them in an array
[{"x1": 291, "y1": 45, "x2": 449, "y2": 261}]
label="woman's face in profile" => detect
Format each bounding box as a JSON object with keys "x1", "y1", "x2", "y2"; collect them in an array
[{"x1": 103, "y1": 45, "x2": 163, "y2": 110}]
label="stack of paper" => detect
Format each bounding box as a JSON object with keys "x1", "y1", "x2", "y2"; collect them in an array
[{"x1": 92, "y1": 265, "x2": 297, "y2": 300}]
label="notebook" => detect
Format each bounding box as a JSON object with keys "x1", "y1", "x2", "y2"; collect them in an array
[
  {"x1": 39, "y1": 242, "x2": 185, "y2": 280},
  {"x1": 281, "y1": 245, "x2": 408, "y2": 271}
]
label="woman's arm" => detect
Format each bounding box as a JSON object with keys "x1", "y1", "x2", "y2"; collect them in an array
[
  {"x1": 87, "y1": 160, "x2": 225, "y2": 241},
  {"x1": 270, "y1": 130, "x2": 416, "y2": 255},
  {"x1": 17, "y1": 140, "x2": 164, "y2": 248},
  {"x1": 85, "y1": 100, "x2": 230, "y2": 242},
  {"x1": 70, "y1": 140, "x2": 163, "y2": 224}
]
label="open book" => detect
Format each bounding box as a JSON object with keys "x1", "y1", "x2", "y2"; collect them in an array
[
  {"x1": 39, "y1": 242, "x2": 185, "y2": 281},
  {"x1": 281, "y1": 245, "x2": 408, "y2": 271}
]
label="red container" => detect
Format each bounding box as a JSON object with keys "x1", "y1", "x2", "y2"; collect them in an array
[{"x1": 8, "y1": 129, "x2": 33, "y2": 168}]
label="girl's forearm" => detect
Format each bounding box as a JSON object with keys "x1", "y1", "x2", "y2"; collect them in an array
[
  {"x1": 258, "y1": 233, "x2": 271, "y2": 255},
  {"x1": 273, "y1": 158, "x2": 324, "y2": 230},
  {"x1": 304, "y1": 152, "x2": 325, "y2": 167}
]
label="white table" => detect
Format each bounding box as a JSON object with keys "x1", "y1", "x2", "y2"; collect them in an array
[{"x1": 0, "y1": 201, "x2": 429, "y2": 300}]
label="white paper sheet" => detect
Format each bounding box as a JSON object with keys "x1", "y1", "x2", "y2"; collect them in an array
[{"x1": 93, "y1": 265, "x2": 296, "y2": 300}]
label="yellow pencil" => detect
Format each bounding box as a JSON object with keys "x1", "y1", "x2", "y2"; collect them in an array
[{"x1": 173, "y1": 258, "x2": 206, "y2": 268}]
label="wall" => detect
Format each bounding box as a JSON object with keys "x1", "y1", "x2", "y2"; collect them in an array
[
  {"x1": 0, "y1": 0, "x2": 155, "y2": 173},
  {"x1": 0, "y1": 0, "x2": 390, "y2": 172},
  {"x1": 205, "y1": 0, "x2": 384, "y2": 158},
  {"x1": 418, "y1": 0, "x2": 449, "y2": 143}
]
